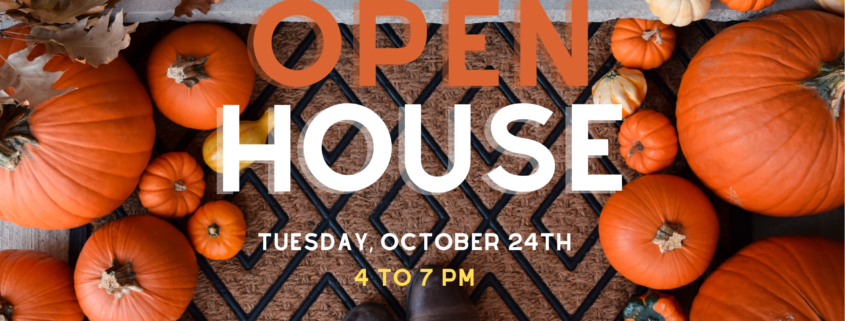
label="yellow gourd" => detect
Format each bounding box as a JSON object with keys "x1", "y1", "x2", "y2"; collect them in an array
[{"x1": 203, "y1": 109, "x2": 275, "y2": 173}]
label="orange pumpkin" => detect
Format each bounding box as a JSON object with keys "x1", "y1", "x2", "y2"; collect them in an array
[
  {"x1": 188, "y1": 200, "x2": 247, "y2": 260},
  {"x1": 74, "y1": 215, "x2": 198, "y2": 321},
  {"x1": 147, "y1": 23, "x2": 254, "y2": 130},
  {"x1": 624, "y1": 291, "x2": 686, "y2": 321},
  {"x1": 691, "y1": 236, "x2": 843, "y2": 320},
  {"x1": 0, "y1": 37, "x2": 155, "y2": 230},
  {"x1": 720, "y1": 0, "x2": 776, "y2": 12},
  {"x1": 677, "y1": 10, "x2": 844, "y2": 216},
  {"x1": 0, "y1": 250, "x2": 84, "y2": 321},
  {"x1": 592, "y1": 67, "x2": 648, "y2": 118},
  {"x1": 619, "y1": 110, "x2": 678, "y2": 174},
  {"x1": 599, "y1": 174, "x2": 719, "y2": 289},
  {"x1": 139, "y1": 152, "x2": 206, "y2": 218},
  {"x1": 611, "y1": 19, "x2": 676, "y2": 70}
]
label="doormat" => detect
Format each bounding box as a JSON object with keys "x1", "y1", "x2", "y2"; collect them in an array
[{"x1": 88, "y1": 20, "x2": 734, "y2": 321}]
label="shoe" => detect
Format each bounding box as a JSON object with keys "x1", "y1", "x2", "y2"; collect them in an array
[
  {"x1": 342, "y1": 302, "x2": 392, "y2": 321},
  {"x1": 406, "y1": 265, "x2": 480, "y2": 321}
]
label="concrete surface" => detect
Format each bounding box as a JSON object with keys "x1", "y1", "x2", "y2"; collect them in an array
[{"x1": 111, "y1": 0, "x2": 823, "y2": 24}]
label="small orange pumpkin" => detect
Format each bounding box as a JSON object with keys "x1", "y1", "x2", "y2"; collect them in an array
[
  {"x1": 612, "y1": 19, "x2": 676, "y2": 70},
  {"x1": 138, "y1": 152, "x2": 206, "y2": 218},
  {"x1": 592, "y1": 67, "x2": 647, "y2": 118},
  {"x1": 147, "y1": 23, "x2": 254, "y2": 130},
  {"x1": 619, "y1": 110, "x2": 678, "y2": 174},
  {"x1": 74, "y1": 215, "x2": 198, "y2": 321},
  {"x1": 0, "y1": 250, "x2": 84, "y2": 321},
  {"x1": 599, "y1": 174, "x2": 719, "y2": 289},
  {"x1": 624, "y1": 291, "x2": 686, "y2": 321},
  {"x1": 188, "y1": 200, "x2": 247, "y2": 260},
  {"x1": 720, "y1": 0, "x2": 776, "y2": 12}
]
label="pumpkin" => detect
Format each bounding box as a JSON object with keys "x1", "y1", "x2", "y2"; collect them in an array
[
  {"x1": 645, "y1": 0, "x2": 710, "y2": 26},
  {"x1": 74, "y1": 215, "x2": 198, "y2": 321},
  {"x1": 147, "y1": 23, "x2": 254, "y2": 130},
  {"x1": 139, "y1": 152, "x2": 206, "y2": 218},
  {"x1": 0, "y1": 37, "x2": 155, "y2": 230},
  {"x1": 816, "y1": 0, "x2": 844, "y2": 15},
  {"x1": 591, "y1": 67, "x2": 647, "y2": 118},
  {"x1": 0, "y1": 250, "x2": 84, "y2": 321},
  {"x1": 611, "y1": 19, "x2": 676, "y2": 70},
  {"x1": 619, "y1": 110, "x2": 678, "y2": 174},
  {"x1": 599, "y1": 174, "x2": 719, "y2": 289},
  {"x1": 691, "y1": 236, "x2": 843, "y2": 320},
  {"x1": 624, "y1": 291, "x2": 686, "y2": 321},
  {"x1": 203, "y1": 108, "x2": 275, "y2": 173},
  {"x1": 677, "y1": 10, "x2": 844, "y2": 216},
  {"x1": 188, "y1": 200, "x2": 247, "y2": 260},
  {"x1": 720, "y1": 0, "x2": 776, "y2": 12}
]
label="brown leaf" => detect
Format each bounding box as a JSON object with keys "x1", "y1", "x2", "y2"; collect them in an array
[
  {"x1": 104, "y1": 0, "x2": 118, "y2": 8},
  {"x1": 0, "y1": 46, "x2": 73, "y2": 107},
  {"x1": 26, "y1": 10, "x2": 137, "y2": 67},
  {"x1": 28, "y1": 0, "x2": 108, "y2": 24},
  {"x1": 174, "y1": 0, "x2": 222, "y2": 17},
  {"x1": 0, "y1": 0, "x2": 21, "y2": 10},
  {"x1": 4, "y1": 8, "x2": 40, "y2": 25}
]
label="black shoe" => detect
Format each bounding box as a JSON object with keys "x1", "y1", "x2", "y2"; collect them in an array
[
  {"x1": 342, "y1": 302, "x2": 392, "y2": 321},
  {"x1": 406, "y1": 265, "x2": 480, "y2": 321}
]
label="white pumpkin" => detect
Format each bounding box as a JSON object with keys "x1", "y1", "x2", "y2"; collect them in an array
[
  {"x1": 591, "y1": 67, "x2": 647, "y2": 118},
  {"x1": 816, "y1": 0, "x2": 844, "y2": 15},
  {"x1": 645, "y1": 0, "x2": 710, "y2": 27}
]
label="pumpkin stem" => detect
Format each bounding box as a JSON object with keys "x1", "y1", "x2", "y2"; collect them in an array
[
  {"x1": 641, "y1": 27, "x2": 663, "y2": 45},
  {"x1": 0, "y1": 297, "x2": 12, "y2": 321},
  {"x1": 98, "y1": 259, "x2": 143, "y2": 300},
  {"x1": 208, "y1": 223, "x2": 220, "y2": 237},
  {"x1": 167, "y1": 54, "x2": 210, "y2": 89},
  {"x1": 802, "y1": 51, "x2": 844, "y2": 121},
  {"x1": 627, "y1": 141, "x2": 644, "y2": 157},
  {"x1": 0, "y1": 101, "x2": 35, "y2": 172},
  {"x1": 652, "y1": 222, "x2": 685, "y2": 253},
  {"x1": 174, "y1": 180, "x2": 187, "y2": 192}
]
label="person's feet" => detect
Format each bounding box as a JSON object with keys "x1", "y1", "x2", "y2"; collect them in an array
[
  {"x1": 342, "y1": 302, "x2": 392, "y2": 321},
  {"x1": 406, "y1": 265, "x2": 480, "y2": 321}
]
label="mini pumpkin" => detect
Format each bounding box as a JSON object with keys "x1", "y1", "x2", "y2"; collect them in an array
[
  {"x1": 147, "y1": 23, "x2": 255, "y2": 130},
  {"x1": 139, "y1": 152, "x2": 206, "y2": 218},
  {"x1": 188, "y1": 200, "x2": 247, "y2": 260},
  {"x1": 720, "y1": 0, "x2": 776, "y2": 11},
  {"x1": 645, "y1": 0, "x2": 710, "y2": 26},
  {"x1": 612, "y1": 19, "x2": 676, "y2": 70},
  {"x1": 677, "y1": 10, "x2": 844, "y2": 216},
  {"x1": 0, "y1": 250, "x2": 84, "y2": 321},
  {"x1": 619, "y1": 110, "x2": 678, "y2": 174},
  {"x1": 624, "y1": 291, "x2": 686, "y2": 321},
  {"x1": 592, "y1": 67, "x2": 647, "y2": 118},
  {"x1": 599, "y1": 174, "x2": 719, "y2": 289},
  {"x1": 74, "y1": 215, "x2": 198, "y2": 321},
  {"x1": 691, "y1": 236, "x2": 843, "y2": 320}
]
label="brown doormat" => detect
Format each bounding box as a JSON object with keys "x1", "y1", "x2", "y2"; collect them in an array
[{"x1": 93, "y1": 20, "x2": 734, "y2": 321}]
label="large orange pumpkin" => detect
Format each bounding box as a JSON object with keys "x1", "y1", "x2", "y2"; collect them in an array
[
  {"x1": 691, "y1": 236, "x2": 843, "y2": 320},
  {"x1": 677, "y1": 10, "x2": 844, "y2": 216},
  {"x1": 147, "y1": 23, "x2": 254, "y2": 130},
  {"x1": 0, "y1": 38, "x2": 155, "y2": 230},
  {"x1": 599, "y1": 174, "x2": 719, "y2": 289},
  {"x1": 74, "y1": 215, "x2": 198, "y2": 321},
  {"x1": 138, "y1": 152, "x2": 206, "y2": 218},
  {"x1": 611, "y1": 18, "x2": 676, "y2": 70},
  {"x1": 0, "y1": 250, "x2": 84, "y2": 321},
  {"x1": 619, "y1": 110, "x2": 678, "y2": 174}
]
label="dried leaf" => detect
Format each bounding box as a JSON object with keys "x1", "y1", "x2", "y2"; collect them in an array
[
  {"x1": 0, "y1": 0, "x2": 21, "y2": 10},
  {"x1": 104, "y1": 0, "x2": 118, "y2": 8},
  {"x1": 4, "y1": 8, "x2": 40, "y2": 25},
  {"x1": 0, "y1": 46, "x2": 73, "y2": 107},
  {"x1": 174, "y1": 0, "x2": 222, "y2": 17},
  {"x1": 28, "y1": 0, "x2": 108, "y2": 24},
  {"x1": 26, "y1": 10, "x2": 137, "y2": 67}
]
